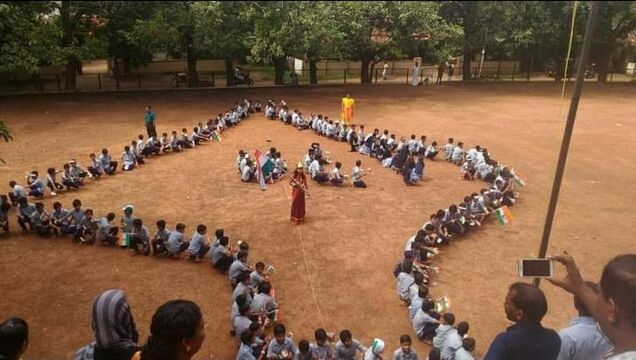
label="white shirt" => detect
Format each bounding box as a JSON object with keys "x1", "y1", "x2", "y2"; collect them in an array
[
  {"x1": 352, "y1": 166, "x2": 363, "y2": 182},
  {"x1": 308, "y1": 160, "x2": 321, "y2": 179},
  {"x1": 330, "y1": 167, "x2": 342, "y2": 180}
]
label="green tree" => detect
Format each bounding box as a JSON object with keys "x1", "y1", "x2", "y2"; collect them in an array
[
  {"x1": 0, "y1": 1, "x2": 62, "y2": 89},
  {"x1": 592, "y1": 1, "x2": 636, "y2": 82}
]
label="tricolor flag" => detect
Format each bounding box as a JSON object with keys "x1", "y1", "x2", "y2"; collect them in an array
[
  {"x1": 495, "y1": 206, "x2": 514, "y2": 225},
  {"x1": 434, "y1": 296, "x2": 451, "y2": 313},
  {"x1": 255, "y1": 149, "x2": 274, "y2": 191},
  {"x1": 514, "y1": 175, "x2": 526, "y2": 187}
]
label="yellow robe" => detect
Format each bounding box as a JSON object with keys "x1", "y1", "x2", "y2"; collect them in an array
[{"x1": 341, "y1": 97, "x2": 355, "y2": 125}]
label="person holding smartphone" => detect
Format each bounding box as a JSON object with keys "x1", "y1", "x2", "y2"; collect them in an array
[{"x1": 549, "y1": 253, "x2": 636, "y2": 360}]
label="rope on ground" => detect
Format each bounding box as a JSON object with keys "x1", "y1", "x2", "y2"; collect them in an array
[
  {"x1": 560, "y1": 1, "x2": 579, "y2": 107},
  {"x1": 294, "y1": 225, "x2": 327, "y2": 329}
]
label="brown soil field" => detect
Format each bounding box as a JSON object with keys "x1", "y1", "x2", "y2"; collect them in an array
[{"x1": 0, "y1": 83, "x2": 634, "y2": 359}]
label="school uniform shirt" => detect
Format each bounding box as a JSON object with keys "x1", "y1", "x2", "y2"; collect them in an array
[
  {"x1": 335, "y1": 340, "x2": 366, "y2": 360},
  {"x1": 155, "y1": 228, "x2": 171, "y2": 245},
  {"x1": 267, "y1": 338, "x2": 297, "y2": 359},
  {"x1": 237, "y1": 342, "x2": 256, "y2": 360},
  {"x1": 229, "y1": 259, "x2": 249, "y2": 282},
  {"x1": 30, "y1": 178, "x2": 46, "y2": 193},
  {"x1": 466, "y1": 148, "x2": 479, "y2": 162},
  {"x1": 417, "y1": 140, "x2": 426, "y2": 153},
  {"x1": 352, "y1": 166, "x2": 363, "y2": 182},
  {"x1": 233, "y1": 315, "x2": 252, "y2": 339},
  {"x1": 121, "y1": 215, "x2": 135, "y2": 233},
  {"x1": 68, "y1": 208, "x2": 85, "y2": 225},
  {"x1": 453, "y1": 348, "x2": 475, "y2": 360},
  {"x1": 12, "y1": 185, "x2": 27, "y2": 199},
  {"x1": 121, "y1": 151, "x2": 135, "y2": 165},
  {"x1": 392, "y1": 348, "x2": 418, "y2": 360},
  {"x1": 308, "y1": 160, "x2": 321, "y2": 179},
  {"x1": 439, "y1": 327, "x2": 462, "y2": 360},
  {"x1": 241, "y1": 166, "x2": 253, "y2": 181},
  {"x1": 232, "y1": 282, "x2": 253, "y2": 304},
  {"x1": 96, "y1": 218, "x2": 112, "y2": 241},
  {"x1": 452, "y1": 147, "x2": 464, "y2": 162},
  {"x1": 99, "y1": 153, "x2": 113, "y2": 169},
  {"x1": 409, "y1": 296, "x2": 425, "y2": 319},
  {"x1": 557, "y1": 316, "x2": 612, "y2": 360},
  {"x1": 443, "y1": 143, "x2": 454, "y2": 158},
  {"x1": 363, "y1": 348, "x2": 382, "y2": 360},
  {"x1": 52, "y1": 208, "x2": 70, "y2": 223},
  {"x1": 167, "y1": 231, "x2": 185, "y2": 253},
  {"x1": 330, "y1": 167, "x2": 342, "y2": 181},
  {"x1": 397, "y1": 272, "x2": 415, "y2": 299},
  {"x1": 188, "y1": 231, "x2": 207, "y2": 255},
  {"x1": 170, "y1": 135, "x2": 179, "y2": 148},
  {"x1": 133, "y1": 225, "x2": 150, "y2": 244},
  {"x1": 70, "y1": 165, "x2": 86, "y2": 177},
  {"x1": 29, "y1": 210, "x2": 43, "y2": 226},
  {"x1": 477, "y1": 163, "x2": 494, "y2": 178},
  {"x1": 412, "y1": 309, "x2": 437, "y2": 336},
  {"x1": 90, "y1": 158, "x2": 104, "y2": 173},
  {"x1": 250, "y1": 270, "x2": 265, "y2": 289},
  {"x1": 425, "y1": 145, "x2": 437, "y2": 157},
  {"x1": 311, "y1": 343, "x2": 334, "y2": 360},
  {"x1": 250, "y1": 293, "x2": 278, "y2": 315},
  {"x1": 408, "y1": 139, "x2": 418, "y2": 153}
]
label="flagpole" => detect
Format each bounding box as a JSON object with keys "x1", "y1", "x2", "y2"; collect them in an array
[{"x1": 534, "y1": 1, "x2": 599, "y2": 287}]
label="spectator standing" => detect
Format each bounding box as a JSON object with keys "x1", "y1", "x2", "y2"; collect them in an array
[{"x1": 144, "y1": 106, "x2": 157, "y2": 138}]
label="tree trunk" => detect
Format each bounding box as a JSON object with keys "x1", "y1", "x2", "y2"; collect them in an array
[
  {"x1": 225, "y1": 58, "x2": 235, "y2": 87},
  {"x1": 462, "y1": 52, "x2": 472, "y2": 81},
  {"x1": 360, "y1": 57, "x2": 371, "y2": 83},
  {"x1": 369, "y1": 60, "x2": 379, "y2": 83},
  {"x1": 60, "y1": 1, "x2": 77, "y2": 91},
  {"x1": 273, "y1": 56, "x2": 286, "y2": 85},
  {"x1": 32, "y1": 73, "x2": 44, "y2": 92},
  {"x1": 184, "y1": 32, "x2": 198, "y2": 87},
  {"x1": 526, "y1": 56, "x2": 533, "y2": 81},
  {"x1": 596, "y1": 42, "x2": 611, "y2": 82},
  {"x1": 309, "y1": 59, "x2": 318, "y2": 85}
]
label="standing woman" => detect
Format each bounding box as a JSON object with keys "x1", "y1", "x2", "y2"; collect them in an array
[
  {"x1": 290, "y1": 162, "x2": 308, "y2": 225},
  {"x1": 135, "y1": 300, "x2": 205, "y2": 360},
  {"x1": 73, "y1": 289, "x2": 139, "y2": 360}
]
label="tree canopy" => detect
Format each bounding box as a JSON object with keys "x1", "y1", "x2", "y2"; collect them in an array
[{"x1": 1, "y1": 1, "x2": 634, "y2": 87}]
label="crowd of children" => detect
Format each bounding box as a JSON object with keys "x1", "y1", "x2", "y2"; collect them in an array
[
  {"x1": 235, "y1": 147, "x2": 288, "y2": 184},
  {"x1": 2, "y1": 99, "x2": 261, "y2": 235},
  {"x1": 262, "y1": 99, "x2": 525, "y2": 359},
  {"x1": 1, "y1": 97, "x2": 525, "y2": 360}
]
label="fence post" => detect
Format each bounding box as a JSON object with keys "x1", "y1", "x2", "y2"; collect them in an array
[
  {"x1": 212, "y1": 72, "x2": 215, "y2": 87},
  {"x1": 98, "y1": 73, "x2": 102, "y2": 90},
  {"x1": 406, "y1": 69, "x2": 409, "y2": 85},
  {"x1": 14, "y1": 75, "x2": 19, "y2": 93},
  {"x1": 175, "y1": 72, "x2": 179, "y2": 88},
  {"x1": 512, "y1": 62, "x2": 516, "y2": 82},
  {"x1": 344, "y1": 69, "x2": 347, "y2": 84},
  {"x1": 496, "y1": 62, "x2": 502, "y2": 81},
  {"x1": 115, "y1": 75, "x2": 120, "y2": 90},
  {"x1": 374, "y1": 68, "x2": 378, "y2": 84},
  {"x1": 56, "y1": 74, "x2": 61, "y2": 92}
]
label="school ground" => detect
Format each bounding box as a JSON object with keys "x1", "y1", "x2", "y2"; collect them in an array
[{"x1": 0, "y1": 83, "x2": 634, "y2": 359}]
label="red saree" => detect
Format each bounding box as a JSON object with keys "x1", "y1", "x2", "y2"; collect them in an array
[{"x1": 290, "y1": 172, "x2": 307, "y2": 224}]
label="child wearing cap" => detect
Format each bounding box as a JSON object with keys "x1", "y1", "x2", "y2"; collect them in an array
[{"x1": 363, "y1": 339, "x2": 385, "y2": 360}]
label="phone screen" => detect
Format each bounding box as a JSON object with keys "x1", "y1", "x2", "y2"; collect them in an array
[{"x1": 521, "y1": 259, "x2": 552, "y2": 277}]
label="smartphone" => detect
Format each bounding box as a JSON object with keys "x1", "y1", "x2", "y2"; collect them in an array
[{"x1": 518, "y1": 258, "x2": 554, "y2": 278}]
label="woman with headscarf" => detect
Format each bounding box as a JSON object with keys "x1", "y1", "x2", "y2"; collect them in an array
[{"x1": 74, "y1": 289, "x2": 139, "y2": 360}]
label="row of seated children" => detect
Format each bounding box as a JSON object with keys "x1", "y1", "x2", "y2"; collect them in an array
[
  {"x1": 236, "y1": 147, "x2": 288, "y2": 184},
  {"x1": 4, "y1": 99, "x2": 261, "y2": 205},
  {"x1": 301, "y1": 144, "x2": 369, "y2": 188}
]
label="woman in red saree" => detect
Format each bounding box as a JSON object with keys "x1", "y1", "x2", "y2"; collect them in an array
[{"x1": 290, "y1": 163, "x2": 308, "y2": 225}]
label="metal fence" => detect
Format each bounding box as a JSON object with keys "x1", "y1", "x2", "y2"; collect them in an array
[{"x1": 1, "y1": 65, "x2": 634, "y2": 95}]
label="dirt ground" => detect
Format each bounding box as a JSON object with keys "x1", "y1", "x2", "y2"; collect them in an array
[{"x1": 0, "y1": 83, "x2": 634, "y2": 359}]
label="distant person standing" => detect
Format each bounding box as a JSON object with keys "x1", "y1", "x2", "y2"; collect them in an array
[
  {"x1": 144, "y1": 106, "x2": 157, "y2": 138},
  {"x1": 410, "y1": 61, "x2": 421, "y2": 87},
  {"x1": 448, "y1": 64, "x2": 454, "y2": 82},
  {"x1": 436, "y1": 63, "x2": 445, "y2": 85},
  {"x1": 382, "y1": 61, "x2": 389, "y2": 80}
]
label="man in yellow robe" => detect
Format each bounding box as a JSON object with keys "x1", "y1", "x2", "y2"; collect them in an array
[{"x1": 341, "y1": 94, "x2": 355, "y2": 125}]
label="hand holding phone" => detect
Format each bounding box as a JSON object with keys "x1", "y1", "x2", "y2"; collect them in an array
[{"x1": 518, "y1": 258, "x2": 554, "y2": 278}]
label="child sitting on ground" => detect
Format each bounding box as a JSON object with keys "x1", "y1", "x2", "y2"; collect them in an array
[
  {"x1": 151, "y1": 220, "x2": 170, "y2": 255},
  {"x1": 311, "y1": 328, "x2": 334, "y2": 360},
  {"x1": 167, "y1": 223, "x2": 189, "y2": 258},
  {"x1": 187, "y1": 224, "x2": 210, "y2": 262}
]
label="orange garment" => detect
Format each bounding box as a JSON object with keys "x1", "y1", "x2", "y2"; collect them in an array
[{"x1": 341, "y1": 97, "x2": 355, "y2": 125}]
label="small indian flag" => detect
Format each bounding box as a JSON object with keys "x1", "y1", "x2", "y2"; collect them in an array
[
  {"x1": 434, "y1": 296, "x2": 451, "y2": 313},
  {"x1": 495, "y1": 206, "x2": 514, "y2": 225},
  {"x1": 255, "y1": 149, "x2": 274, "y2": 191},
  {"x1": 514, "y1": 175, "x2": 526, "y2": 187}
]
